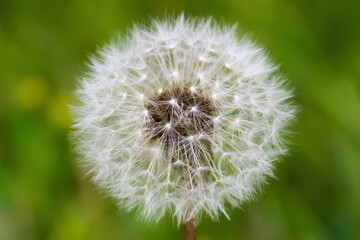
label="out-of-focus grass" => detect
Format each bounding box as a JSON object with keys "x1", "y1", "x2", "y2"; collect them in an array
[{"x1": 1, "y1": 0, "x2": 359, "y2": 239}]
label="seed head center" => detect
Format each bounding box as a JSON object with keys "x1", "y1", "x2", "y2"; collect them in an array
[{"x1": 145, "y1": 87, "x2": 215, "y2": 144}]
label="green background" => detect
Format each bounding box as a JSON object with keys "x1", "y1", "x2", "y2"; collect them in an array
[{"x1": 1, "y1": 0, "x2": 359, "y2": 239}]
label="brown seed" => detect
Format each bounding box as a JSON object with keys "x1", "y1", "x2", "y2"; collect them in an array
[{"x1": 145, "y1": 86, "x2": 215, "y2": 144}]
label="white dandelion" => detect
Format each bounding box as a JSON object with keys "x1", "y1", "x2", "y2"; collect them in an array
[{"x1": 71, "y1": 15, "x2": 296, "y2": 238}]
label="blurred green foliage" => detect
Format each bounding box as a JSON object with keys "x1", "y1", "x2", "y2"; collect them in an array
[{"x1": 1, "y1": 0, "x2": 360, "y2": 239}]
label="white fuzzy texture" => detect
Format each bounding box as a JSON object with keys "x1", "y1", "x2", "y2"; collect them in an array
[{"x1": 72, "y1": 16, "x2": 296, "y2": 225}]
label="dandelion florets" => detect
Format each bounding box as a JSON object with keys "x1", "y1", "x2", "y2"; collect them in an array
[{"x1": 71, "y1": 15, "x2": 296, "y2": 225}]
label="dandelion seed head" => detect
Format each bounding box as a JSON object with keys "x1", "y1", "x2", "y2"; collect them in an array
[{"x1": 71, "y1": 15, "x2": 296, "y2": 225}]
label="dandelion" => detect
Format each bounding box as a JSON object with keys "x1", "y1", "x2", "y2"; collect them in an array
[{"x1": 71, "y1": 15, "x2": 296, "y2": 239}]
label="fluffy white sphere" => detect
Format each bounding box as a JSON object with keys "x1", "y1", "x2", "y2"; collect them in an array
[{"x1": 72, "y1": 15, "x2": 296, "y2": 224}]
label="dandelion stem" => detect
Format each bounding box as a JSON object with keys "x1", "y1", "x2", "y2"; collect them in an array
[{"x1": 183, "y1": 218, "x2": 196, "y2": 240}]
